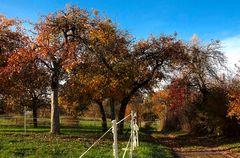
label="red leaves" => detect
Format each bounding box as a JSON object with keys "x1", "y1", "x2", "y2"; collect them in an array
[
  {"x1": 152, "y1": 78, "x2": 189, "y2": 112},
  {"x1": 167, "y1": 78, "x2": 187, "y2": 111},
  {"x1": 6, "y1": 48, "x2": 35, "y2": 73}
]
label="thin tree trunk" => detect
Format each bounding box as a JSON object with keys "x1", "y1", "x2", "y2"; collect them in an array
[
  {"x1": 32, "y1": 106, "x2": 38, "y2": 128},
  {"x1": 96, "y1": 101, "x2": 107, "y2": 132}
]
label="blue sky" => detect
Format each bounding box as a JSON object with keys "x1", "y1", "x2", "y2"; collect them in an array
[{"x1": 1, "y1": 0, "x2": 240, "y2": 66}]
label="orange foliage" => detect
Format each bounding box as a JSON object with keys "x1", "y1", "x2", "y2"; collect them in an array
[{"x1": 227, "y1": 79, "x2": 240, "y2": 121}]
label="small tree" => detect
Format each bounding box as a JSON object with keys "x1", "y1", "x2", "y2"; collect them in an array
[{"x1": 5, "y1": 58, "x2": 50, "y2": 127}]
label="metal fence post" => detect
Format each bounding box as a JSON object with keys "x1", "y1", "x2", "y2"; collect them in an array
[{"x1": 112, "y1": 120, "x2": 118, "y2": 158}]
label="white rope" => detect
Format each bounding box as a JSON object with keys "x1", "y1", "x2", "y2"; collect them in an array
[
  {"x1": 79, "y1": 126, "x2": 113, "y2": 158},
  {"x1": 116, "y1": 114, "x2": 131, "y2": 125},
  {"x1": 79, "y1": 112, "x2": 134, "y2": 158},
  {"x1": 122, "y1": 133, "x2": 131, "y2": 158}
]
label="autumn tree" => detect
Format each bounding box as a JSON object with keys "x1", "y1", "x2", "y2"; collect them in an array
[
  {"x1": 173, "y1": 36, "x2": 228, "y2": 135},
  {"x1": 88, "y1": 30, "x2": 187, "y2": 133},
  {"x1": 182, "y1": 35, "x2": 226, "y2": 105},
  {"x1": 34, "y1": 6, "x2": 90, "y2": 134},
  {"x1": 87, "y1": 13, "x2": 132, "y2": 121},
  {"x1": 0, "y1": 15, "x2": 49, "y2": 127},
  {"x1": 114, "y1": 35, "x2": 186, "y2": 133},
  {"x1": 51, "y1": 8, "x2": 187, "y2": 134},
  {"x1": 61, "y1": 41, "x2": 129, "y2": 132},
  {"x1": 5, "y1": 56, "x2": 50, "y2": 127},
  {"x1": 0, "y1": 15, "x2": 27, "y2": 114}
]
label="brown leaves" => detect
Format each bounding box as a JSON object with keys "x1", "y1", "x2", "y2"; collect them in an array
[{"x1": 0, "y1": 15, "x2": 27, "y2": 68}]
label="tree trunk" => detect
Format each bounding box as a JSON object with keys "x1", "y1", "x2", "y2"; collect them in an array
[
  {"x1": 32, "y1": 106, "x2": 38, "y2": 128},
  {"x1": 50, "y1": 67, "x2": 60, "y2": 134},
  {"x1": 118, "y1": 96, "x2": 131, "y2": 134},
  {"x1": 118, "y1": 78, "x2": 152, "y2": 134},
  {"x1": 0, "y1": 99, "x2": 4, "y2": 114},
  {"x1": 110, "y1": 98, "x2": 115, "y2": 120},
  {"x1": 96, "y1": 101, "x2": 107, "y2": 132},
  {"x1": 50, "y1": 88, "x2": 60, "y2": 134},
  {"x1": 199, "y1": 86, "x2": 209, "y2": 108}
]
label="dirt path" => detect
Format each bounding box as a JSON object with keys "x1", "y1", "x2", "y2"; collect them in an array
[
  {"x1": 176, "y1": 151, "x2": 232, "y2": 158},
  {"x1": 174, "y1": 148, "x2": 236, "y2": 158},
  {"x1": 152, "y1": 133, "x2": 240, "y2": 158}
]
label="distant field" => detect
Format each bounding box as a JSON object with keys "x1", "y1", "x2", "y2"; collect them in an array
[{"x1": 0, "y1": 117, "x2": 174, "y2": 158}]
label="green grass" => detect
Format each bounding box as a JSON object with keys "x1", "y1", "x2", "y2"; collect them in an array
[
  {"x1": 0, "y1": 118, "x2": 174, "y2": 158},
  {"x1": 133, "y1": 142, "x2": 173, "y2": 158},
  {"x1": 0, "y1": 134, "x2": 173, "y2": 158}
]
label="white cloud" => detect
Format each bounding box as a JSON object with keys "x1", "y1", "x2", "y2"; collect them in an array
[{"x1": 221, "y1": 35, "x2": 240, "y2": 69}]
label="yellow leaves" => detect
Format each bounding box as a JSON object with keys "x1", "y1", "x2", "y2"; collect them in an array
[
  {"x1": 151, "y1": 90, "x2": 170, "y2": 114},
  {"x1": 89, "y1": 18, "x2": 117, "y2": 47},
  {"x1": 228, "y1": 98, "x2": 240, "y2": 121},
  {"x1": 227, "y1": 89, "x2": 240, "y2": 121}
]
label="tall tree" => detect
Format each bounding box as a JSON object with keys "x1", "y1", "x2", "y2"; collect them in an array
[
  {"x1": 34, "y1": 6, "x2": 90, "y2": 134},
  {"x1": 116, "y1": 35, "x2": 186, "y2": 133},
  {"x1": 182, "y1": 36, "x2": 226, "y2": 104},
  {"x1": 87, "y1": 21, "x2": 187, "y2": 133}
]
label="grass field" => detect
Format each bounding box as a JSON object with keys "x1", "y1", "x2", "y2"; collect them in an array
[{"x1": 0, "y1": 117, "x2": 174, "y2": 158}]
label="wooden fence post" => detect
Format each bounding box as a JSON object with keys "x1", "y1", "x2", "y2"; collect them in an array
[{"x1": 112, "y1": 120, "x2": 118, "y2": 158}]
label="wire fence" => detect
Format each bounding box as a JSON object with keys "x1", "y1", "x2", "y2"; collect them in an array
[
  {"x1": 0, "y1": 116, "x2": 49, "y2": 125},
  {"x1": 0, "y1": 115, "x2": 111, "y2": 132}
]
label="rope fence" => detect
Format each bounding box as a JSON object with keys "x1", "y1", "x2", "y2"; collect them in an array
[
  {"x1": 78, "y1": 111, "x2": 139, "y2": 158},
  {"x1": 122, "y1": 132, "x2": 131, "y2": 158},
  {"x1": 79, "y1": 126, "x2": 113, "y2": 158},
  {"x1": 116, "y1": 113, "x2": 131, "y2": 125}
]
